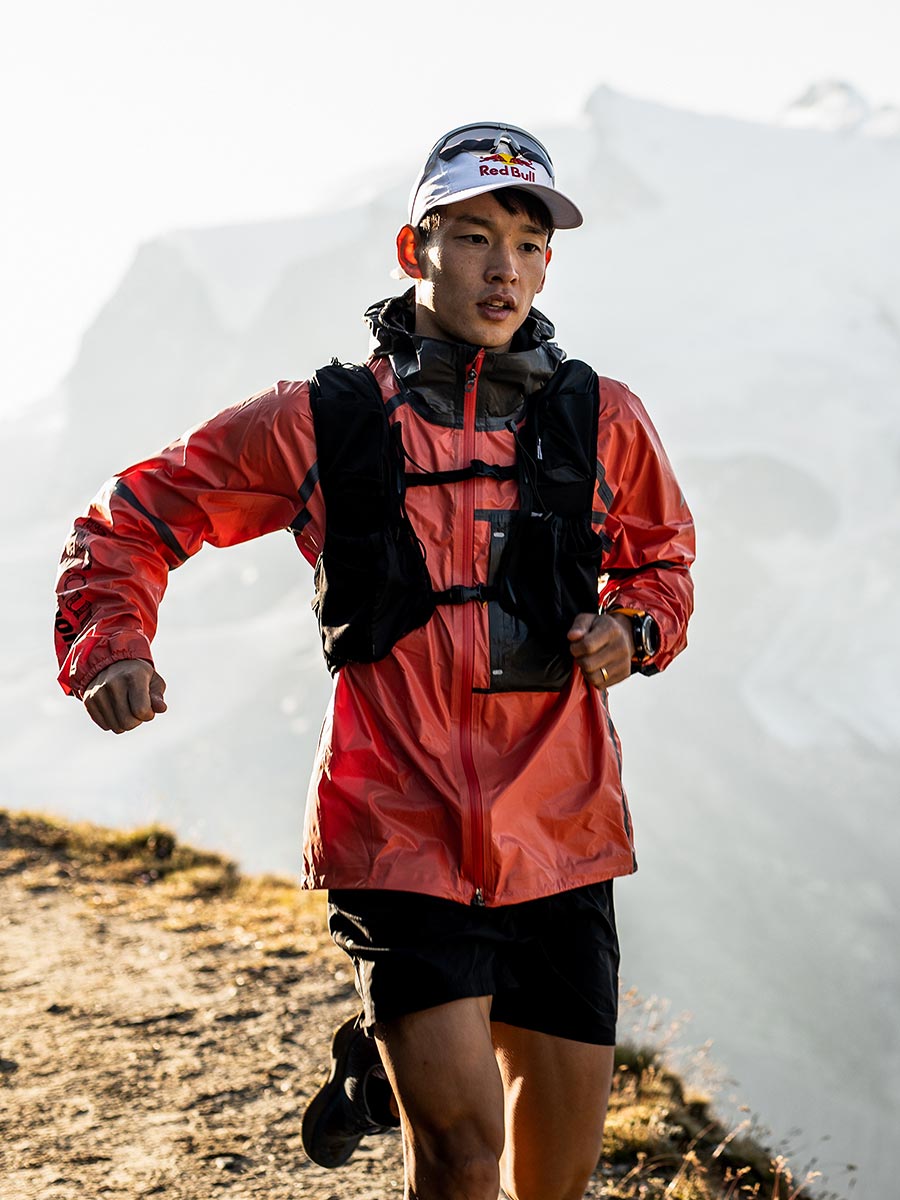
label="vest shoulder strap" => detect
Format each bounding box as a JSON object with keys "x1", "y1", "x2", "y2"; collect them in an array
[
  {"x1": 308, "y1": 361, "x2": 435, "y2": 672},
  {"x1": 308, "y1": 361, "x2": 392, "y2": 535},
  {"x1": 514, "y1": 358, "x2": 600, "y2": 517}
]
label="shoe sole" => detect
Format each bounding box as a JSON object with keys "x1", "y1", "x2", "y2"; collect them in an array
[{"x1": 301, "y1": 1016, "x2": 366, "y2": 1168}]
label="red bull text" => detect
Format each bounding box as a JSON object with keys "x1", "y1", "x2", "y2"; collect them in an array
[{"x1": 478, "y1": 153, "x2": 537, "y2": 183}]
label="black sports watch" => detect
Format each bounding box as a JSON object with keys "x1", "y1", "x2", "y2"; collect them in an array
[
  {"x1": 609, "y1": 609, "x2": 659, "y2": 665},
  {"x1": 631, "y1": 612, "x2": 659, "y2": 662}
]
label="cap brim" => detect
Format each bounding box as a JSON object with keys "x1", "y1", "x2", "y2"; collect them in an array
[{"x1": 413, "y1": 179, "x2": 583, "y2": 230}]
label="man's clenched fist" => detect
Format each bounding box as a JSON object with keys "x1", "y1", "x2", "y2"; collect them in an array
[
  {"x1": 567, "y1": 612, "x2": 634, "y2": 690},
  {"x1": 83, "y1": 659, "x2": 167, "y2": 734}
]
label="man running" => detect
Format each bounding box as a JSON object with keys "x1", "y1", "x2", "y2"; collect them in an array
[{"x1": 55, "y1": 121, "x2": 695, "y2": 1200}]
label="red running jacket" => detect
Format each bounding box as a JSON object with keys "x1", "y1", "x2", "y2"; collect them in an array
[{"x1": 55, "y1": 294, "x2": 695, "y2": 906}]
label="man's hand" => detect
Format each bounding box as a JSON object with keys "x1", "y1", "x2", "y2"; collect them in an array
[
  {"x1": 83, "y1": 660, "x2": 167, "y2": 734},
  {"x1": 567, "y1": 612, "x2": 634, "y2": 690}
]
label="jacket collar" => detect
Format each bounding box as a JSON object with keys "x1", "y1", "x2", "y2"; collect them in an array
[{"x1": 364, "y1": 290, "x2": 565, "y2": 427}]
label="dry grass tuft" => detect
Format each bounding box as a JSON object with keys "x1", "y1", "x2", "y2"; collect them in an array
[
  {"x1": 0, "y1": 807, "x2": 226, "y2": 886},
  {"x1": 600, "y1": 1043, "x2": 841, "y2": 1199}
]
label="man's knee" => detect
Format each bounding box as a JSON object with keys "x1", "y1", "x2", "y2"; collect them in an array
[
  {"x1": 501, "y1": 1152, "x2": 598, "y2": 1200},
  {"x1": 406, "y1": 1114, "x2": 503, "y2": 1200}
]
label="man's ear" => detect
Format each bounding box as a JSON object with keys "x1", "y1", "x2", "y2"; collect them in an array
[
  {"x1": 396, "y1": 225, "x2": 424, "y2": 280},
  {"x1": 536, "y1": 245, "x2": 552, "y2": 295}
]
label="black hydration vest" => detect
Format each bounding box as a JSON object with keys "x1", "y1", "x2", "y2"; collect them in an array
[{"x1": 307, "y1": 359, "x2": 610, "y2": 687}]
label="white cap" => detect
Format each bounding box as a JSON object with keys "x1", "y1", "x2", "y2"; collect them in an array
[{"x1": 409, "y1": 121, "x2": 583, "y2": 230}]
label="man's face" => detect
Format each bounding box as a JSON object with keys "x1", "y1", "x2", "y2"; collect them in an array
[{"x1": 399, "y1": 192, "x2": 552, "y2": 353}]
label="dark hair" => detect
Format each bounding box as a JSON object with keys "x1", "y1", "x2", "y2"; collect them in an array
[{"x1": 416, "y1": 187, "x2": 555, "y2": 245}]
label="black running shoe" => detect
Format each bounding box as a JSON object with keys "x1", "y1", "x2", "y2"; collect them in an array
[{"x1": 301, "y1": 1015, "x2": 399, "y2": 1168}]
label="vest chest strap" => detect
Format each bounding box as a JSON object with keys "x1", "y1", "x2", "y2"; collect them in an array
[
  {"x1": 404, "y1": 460, "x2": 517, "y2": 488},
  {"x1": 432, "y1": 583, "x2": 500, "y2": 606}
]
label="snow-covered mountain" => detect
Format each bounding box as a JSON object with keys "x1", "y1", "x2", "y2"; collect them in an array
[
  {"x1": 5, "y1": 82, "x2": 899, "y2": 1194},
  {"x1": 780, "y1": 78, "x2": 900, "y2": 138}
]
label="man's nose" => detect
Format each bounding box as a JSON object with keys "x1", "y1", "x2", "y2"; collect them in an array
[{"x1": 486, "y1": 243, "x2": 518, "y2": 283}]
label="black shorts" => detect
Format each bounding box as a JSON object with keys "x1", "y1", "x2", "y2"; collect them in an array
[{"x1": 327, "y1": 881, "x2": 620, "y2": 1046}]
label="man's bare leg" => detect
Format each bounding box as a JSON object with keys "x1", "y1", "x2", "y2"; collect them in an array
[
  {"x1": 375, "y1": 996, "x2": 505, "y2": 1200},
  {"x1": 492, "y1": 1022, "x2": 614, "y2": 1200}
]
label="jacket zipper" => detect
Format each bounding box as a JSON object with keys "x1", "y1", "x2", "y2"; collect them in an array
[{"x1": 461, "y1": 351, "x2": 487, "y2": 906}]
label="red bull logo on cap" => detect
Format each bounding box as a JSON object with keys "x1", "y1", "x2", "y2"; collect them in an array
[{"x1": 478, "y1": 151, "x2": 536, "y2": 183}]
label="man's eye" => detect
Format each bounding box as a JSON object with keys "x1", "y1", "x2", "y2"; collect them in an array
[
  {"x1": 460, "y1": 233, "x2": 488, "y2": 243},
  {"x1": 522, "y1": 242, "x2": 542, "y2": 253}
]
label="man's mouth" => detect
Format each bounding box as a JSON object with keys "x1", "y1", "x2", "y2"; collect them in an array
[{"x1": 477, "y1": 296, "x2": 517, "y2": 319}]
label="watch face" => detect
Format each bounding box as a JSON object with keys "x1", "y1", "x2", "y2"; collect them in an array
[{"x1": 642, "y1": 614, "x2": 659, "y2": 657}]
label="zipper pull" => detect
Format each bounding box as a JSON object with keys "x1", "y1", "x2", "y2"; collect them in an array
[
  {"x1": 466, "y1": 348, "x2": 484, "y2": 392},
  {"x1": 471, "y1": 887, "x2": 485, "y2": 907},
  {"x1": 536, "y1": 437, "x2": 543, "y2": 461}
]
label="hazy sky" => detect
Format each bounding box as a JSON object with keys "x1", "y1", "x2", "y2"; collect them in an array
[{"x1": 3, "y1": 0, "x2": 898, "y2": 419}]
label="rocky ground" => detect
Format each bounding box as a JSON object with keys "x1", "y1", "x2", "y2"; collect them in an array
[{"x1": 0, "y1": 812, "x2": 827, "y2": 1200}]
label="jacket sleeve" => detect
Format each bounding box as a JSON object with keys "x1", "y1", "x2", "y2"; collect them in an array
[
  {"x1": 595, "y1": 377, "x2": 695, "y2": 673},
  {"x1": 54, "y1": 380, "x2": 322, "y2": 698}
]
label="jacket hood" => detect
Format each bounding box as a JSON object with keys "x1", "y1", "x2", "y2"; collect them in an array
[{"x1": 364, "y1": 290, "x2": 566, "y2": 428}]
